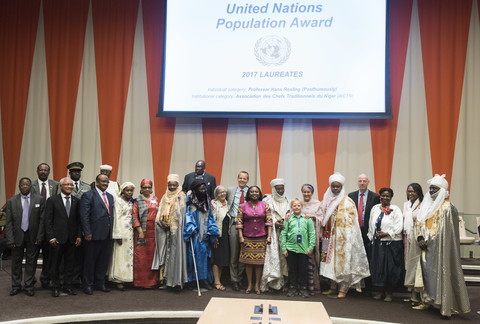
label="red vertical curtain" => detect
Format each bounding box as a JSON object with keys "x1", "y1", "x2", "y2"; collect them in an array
[
  {"x1": 256, "y1": 119, "x2": 283, "y2": 193},
  {"x1": 92, "y1": 0, "x2": 139, "y2": 181},
  {"x1": 43, "y1": 0, "x2": 89, "y2": 178},
  {"x1": 418, "y1": 0, "x2": 471, "y2": 185},
  {"x1": 142, "y1": 0, "x2": 175, "y2": 194},
  {"x1": 0, "y1": 0, "x2": 40, "y2": 197}
]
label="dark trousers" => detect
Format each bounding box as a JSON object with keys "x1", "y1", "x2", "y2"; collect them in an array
[
  {"x1": 50, "y1": 241, "x2": 76, "y2": 289},
  {"x1": 11, "y1": 231, "x2": 40, "y2": 290},
  {"x1": 83, "y1": 239, "x2": 112, "y2": 288},
  {"x1": 286, "y1": 251, "x2": 308, "y2": 289},
  {"x1": 40, "y1": 241, "x2": 51, "y2": 285},
  {"x1": 72, "y1": 244, "x2": 84, "y2": 285}
]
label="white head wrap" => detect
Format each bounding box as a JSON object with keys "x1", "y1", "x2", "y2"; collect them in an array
[
  {"x1": 329, "y1": 172, "x2": 345, "y2": 185},
  {"x1": 270, "y1": 178, "x2": 285, "y2": 188},
  {"x1": 321, "y1": 173, "x2": 346, "y2": 226},
  {"x1": 100, "y1": 164, "x2": 113, "y2": 171},
  {"x1": 417, "y1": 174, "x2": 449, "y2": 225},
  {"x1": 428, "y1": 174, "x2": 448, "y2": 190},
  {"x1": 120, "y1": 181, "x2": 135, "y2": 192},
  {"x1": 167, "y1": 174, "x2": 180, "y2": 183}
]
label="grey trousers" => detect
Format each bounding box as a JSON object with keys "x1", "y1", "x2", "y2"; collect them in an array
[
  {"x1": 11, "y1": 231, "x2": 40, "y2": 290},
  {"x1": 228, "y1": 221, "x2": 244, "y2": 283}
]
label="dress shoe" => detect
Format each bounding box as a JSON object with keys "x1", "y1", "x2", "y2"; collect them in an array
[
  {"x1": 83, "y1": 286, "x2": 93, "y2": 295},
  {"x1": 97, "y1": 285, "x2": 110, "y2": 292},
  {"x1": 63, "y1": 288, "x2": 77, "y2": 295},
  {"x1": 300, "y1": 290, "x2": 310, "y2": 298},
  {"x1": 231, "y1": 282, "x2": 240, "y2": 291},
  {"x1": 10, "y1": 288, "x2": 21, "y2": 296},
  {"x1": 52, "y1": 289, "x2": 60, "y2": 297},
  {"x1": 25, "y1": 289, "x2": 35, "y2": 296}
]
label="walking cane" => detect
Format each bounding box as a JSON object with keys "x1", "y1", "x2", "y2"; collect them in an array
[{"x1": 190, "y1": 237, "x2": 202, "y2": 297}]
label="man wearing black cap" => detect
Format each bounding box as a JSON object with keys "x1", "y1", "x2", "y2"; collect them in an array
[{"x1": 67, "y1": 162, "x2": 91, "y2": 200}]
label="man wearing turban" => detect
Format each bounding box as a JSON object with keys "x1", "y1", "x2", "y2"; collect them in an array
[
  {"x1": 320, "y1": 173, "x2": 370, "y2": 299},
  {"x1": 405, "y1": 174, "x2": 470, "y2": 317}
]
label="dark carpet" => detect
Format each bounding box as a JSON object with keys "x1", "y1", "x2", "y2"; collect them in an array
[{"x1": 0, "y1": 259, "x2": 478, "y2": 324}]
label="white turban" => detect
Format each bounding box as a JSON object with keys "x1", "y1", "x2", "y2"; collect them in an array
[
  {"x1": 100, "y1": 164, "x2": 113, "y2": 171},
  {"x1": 270, "y1": 178, "x2": 285, "y2": 188},
  {"x1": 329, "y1": 172, "x2": 345, "y2": 185},
  {"x1": 120, "y1": 181, "x2": 135, "y2": 192},
  {"x1": 427, "y1": 174, "x2": 448, "y2": 190},
  {"x1": 167, "y1": 174, "x2": 180, "y2": 183}
]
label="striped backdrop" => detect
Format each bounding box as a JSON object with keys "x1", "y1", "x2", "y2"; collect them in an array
[{"x1": 1, "y1": 0, "x2": 479, "y2": 215}]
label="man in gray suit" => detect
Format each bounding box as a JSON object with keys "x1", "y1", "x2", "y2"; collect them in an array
[
  {"x1": 5, "y1": 177, "x2": 45, "y2": 296},
  {"x1": 226, "y1": 171, "x2": 249, "y2": 291},
  {"x1": 31, "y1": 163, "x2": 59, "y2": 289}
]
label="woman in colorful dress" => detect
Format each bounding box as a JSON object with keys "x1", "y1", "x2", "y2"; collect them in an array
[
  {"x1": 132, "y1": 178, "x2": 159, "y2": 288},
  {"x1": 236, "y1": 186, "x2": 272, "y2": 295},
  {"x1": 108, "y1": 182, "x2": 136, "y2": 291}
]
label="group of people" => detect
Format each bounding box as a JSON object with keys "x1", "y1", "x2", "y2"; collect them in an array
[{"x1": 3, "y1": 160, "x2": 471, "y2": 318}]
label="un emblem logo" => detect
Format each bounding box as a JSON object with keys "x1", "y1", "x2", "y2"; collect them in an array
[{"x1": 254, "y1": 35, "x2": 291, "y2": 66}]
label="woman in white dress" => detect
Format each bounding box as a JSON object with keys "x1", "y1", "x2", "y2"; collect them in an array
[{"x1": 108, "y1": 182, "x2": 136, "y2": 291}]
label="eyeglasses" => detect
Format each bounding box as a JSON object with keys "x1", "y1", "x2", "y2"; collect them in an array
[{"x1": 141, "y1": 186, "x2": 152, "y2": 189}]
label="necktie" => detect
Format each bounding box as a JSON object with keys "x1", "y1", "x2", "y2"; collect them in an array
[
  {"x1": 65, "y1": 196, "x2": 71, "y2": 217},
  {"x1": 21, "y1": 196, "x2": 29, "y2": 231},
  {"x1": 358, "y1": 193, "x2": 364, "y2": 227},
  {"x1": 102, "y1": 192, "x2": 109, "y2": 214},
  {"x1": 75, "y1": 182, "x2": 79, "y2": 191},
  {"x1": 41, "y1": 182, "x2": 47, "y2": 199},
  {"x1": 240, "y1": 189, "x2": 245, "y2": 204}
]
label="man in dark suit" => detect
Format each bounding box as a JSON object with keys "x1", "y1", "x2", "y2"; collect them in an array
[
  {"x1": 182, "y1": 160, "x2": 216, "y2": 199},
  {"x1": 348, "y1": 173, "x2": 380, "y2": 293},
  {"x1": 348, "y1": 174, "x2": 380, "y2": 246},
  {"x1": 5, "y1": 177, "x2": 45, "y2": 296},
  {"x1": 45, "y1": 177, "x2": 82, "y2": 297},
  {"x1": 67, "y1": 161, "x2": 91, "y2": 288},
  {"x1": 80, "y1": 174, "x2": 114, "y2": 295},
  {"x1": 31, "y1": 162, "x2": 59, "y2": 289}
]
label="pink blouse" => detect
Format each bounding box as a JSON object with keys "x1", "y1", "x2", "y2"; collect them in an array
[{"x1": 236, "y1": 201, "x2": 272, "y2": 238}]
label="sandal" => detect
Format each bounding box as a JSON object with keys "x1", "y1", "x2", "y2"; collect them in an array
[
  {"x1": 215, "y1": 284, "x2": 226, "y2": 291},
  {"x1": 255, "y1": 290, "x2": 261, "y2": 295}
]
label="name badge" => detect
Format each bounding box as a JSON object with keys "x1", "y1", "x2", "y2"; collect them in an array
[
  {"x1": 297, "y1": 234, "x2": 302, "y2": 243},
  {"x1": 35, "y1": 204, "x2": 40, "y2": 207}
]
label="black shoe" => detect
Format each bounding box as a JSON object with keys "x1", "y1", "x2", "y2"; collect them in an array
[
  {"x1": 52, "y1": 289, "x2": 60, "y2": 297},
  {"x1": 63, "y1": 288, "x2": 76, "y2": 295},
  {"x1": 231, "y1": 282, "x2": 240, "y2": 291},
  {"x1": 97, "y1": 285, "x2": 110, "y2": 292},
  {"x1": 83, "y1": 286, "x2": 93, "y2": 295},
  {"x1": 25, "y1": 289, "x2": 35, "y2": 296},
  {"x1": 9, "y1": 288, "x2": 21, "y2": 296}
]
